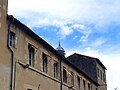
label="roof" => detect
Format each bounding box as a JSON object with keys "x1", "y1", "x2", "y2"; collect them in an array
[
  {"x1": 7, "y1": 15, "x2": 99, "y2": 86},
  {"x1": 7, "y1": 15, "x2": 64, "y2": 59},
  {"x1": 63, "y1": 57, "x2": 99, "y2": 86},
  {"x1": 67, "y1": 53, "x2": 107, "y2": 83}
]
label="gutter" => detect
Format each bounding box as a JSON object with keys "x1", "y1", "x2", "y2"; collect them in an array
[
  {"x1": 7, "y1": 17, "x2": 14, "y2": 90},
  {"x1": 60, "y1": 58, "x2": 62, "y2": 90}
]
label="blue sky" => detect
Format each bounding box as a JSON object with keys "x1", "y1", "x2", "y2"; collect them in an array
[{"x1": 8, "y1": 0, "x2": 120, "y2": 89}]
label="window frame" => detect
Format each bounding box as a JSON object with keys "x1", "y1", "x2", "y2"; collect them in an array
[
  {"x1": 63, "y1": 66, "x2": 67, "y2": 83},
  {"x1": 53, "y1": 61, "x2": 58, "y2": 78},
  {"x1": 83, "y1": 80, "x2": 86, "y2": 90},
  {"x1": 77, "y1": 76, "x2": 80, "y2": 90},
  {"x1": 9, "y1": 31, "x2": 15, "y2": 47},
  {"x1": 70, "y1": 71, "x2": 74, "y2": 87},
  {"x1": 42, "y1": 53, "x2": 48, "y2": 73},
  {"x1": 88, "y1": 83, "x2": 91, "y2": 90},
  {"x1": 28, "y1": 43, "x2": 35, "y2": 66}
]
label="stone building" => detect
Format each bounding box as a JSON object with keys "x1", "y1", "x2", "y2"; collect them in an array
[{"x1": 0, "y1": 0, "x2": 107, "y2": 90}]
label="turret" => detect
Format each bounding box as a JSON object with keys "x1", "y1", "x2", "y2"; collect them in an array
[{"x1": 56, "y1": 42, "x2": 65, "y2": 56}]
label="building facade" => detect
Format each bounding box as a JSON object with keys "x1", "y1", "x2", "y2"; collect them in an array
[{"x1": 0, "y1": 0, "x2": 107, "y2": 90}]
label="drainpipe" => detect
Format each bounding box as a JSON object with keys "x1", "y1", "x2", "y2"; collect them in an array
[
  {"x1": 13, "y1": 61, "x2": 17, "y2": 90},
  {"x1": 7, "y1": 17, "x2": 14, "y2": 90},
  {"x1": 60, "y1": 58, "x2": 62, "y2": 90}
]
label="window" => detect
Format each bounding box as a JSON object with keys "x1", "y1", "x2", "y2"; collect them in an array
[
  {"x1": 70, "y1": 71, "x2": 74, "y2": 87},
  {"x1": 83, "y1": 80, "x2": 86, "y2": 90},
  {"x1": 63, "y1": 67, "x2": 67, "y2": 83},
  {"x1": 28, "y1": 44, "x2": 35, "y2": 66},
  {"x1": 100, "y1": 70, "x2": 102, "y2": 80},
  {"x1": 42, "y1": 53, "x2": 48, "y2": 73},
  {"x1": 88, "y1": 83, "x2": 91, "y2": 90},
  {"x1": 27, "y1": 89, "x2": 32, "y2": 90},
  {"x1": 103, "y1": 72, "x2": 106, "y2": 82},
  {"x1": 54, "y1": 62, "x2": 58, "y2": 78},
  {"x1": 97, "y1": 67, "x2": 99, "y2": 77},
  {"x1": 77, "y1": 76, "x2": 80, "y2": 90},
  {"x1": 9, "y1": 31, "x2": 15, "y2": 47}
]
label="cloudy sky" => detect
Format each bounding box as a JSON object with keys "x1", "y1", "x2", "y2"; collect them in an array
[{"x1": 8, "y1": 0, "x2": 120, "y2": 89}]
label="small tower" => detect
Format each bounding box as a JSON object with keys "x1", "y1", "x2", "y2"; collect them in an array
[{"x1": 56, "y1": 42, "x2": 65, "y2": 56}]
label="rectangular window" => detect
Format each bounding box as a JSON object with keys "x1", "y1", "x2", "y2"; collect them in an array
[
  {"x1": 63, "y1": 67, "x2": 67, "y2": 83},
  {"x1": 100, "y1": 70, "x2": 102, "y2": 80},
  {"x1": 9, "y1": 31, "x2": 15, "y2": 47},
  {"x1": 103, "y1": 72, "x2": 106, "y2": 82},
  {"x1": 70, "y1": 71, "x2": 74, "y2": 87},
  {"x1": 88, "y1": 83, "x2": 91, "y2": 90},
  {"x1": 54, "y1": 62, "x2": 58, "y2": 78},
  {"x1": 83, "y1": 80, "x2": 86, "y2": 90},
  {"x1": 28, "y1": 44, "x2": 35, "y2": 66},
  {"x1": 77, "y1": 76, "x2": 80, "y2": 90},
  {"x1": 42, "y1": 53, "x2": 47, "y2": 73},
  {"x1": 97, "y1": 67, "x2": 99, "y2": 77}
]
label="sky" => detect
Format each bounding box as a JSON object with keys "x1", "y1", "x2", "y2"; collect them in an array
[{"x1": 8, "y1": 0, "x2": 120, "y2": 89}]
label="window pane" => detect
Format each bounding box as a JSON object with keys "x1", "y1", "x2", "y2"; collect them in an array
[
  {"x1": 54, "y1": 62, "x2": 58, "y2": 78},
  {"x1": 28, "y1": 44, "x2": 35, "y2": 66},
  {"x1": 63, "y1": 67, "x2": 67, "y2": 83},
  {"x1": 77, "y1": 76, "x2": 80, "y2": 90},
  {"x1": 42, "y1": 53, "x2": 47, "y2": 73},
  {"x1": 9, "y1": 31, "x2": 15, "y2": 47}
]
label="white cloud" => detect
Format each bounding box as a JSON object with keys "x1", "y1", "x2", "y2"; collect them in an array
[
  {"x1": 90, "y1": 37, "x2": 108, "y2": 47},
  {"x1": 8, "y1": 0, "x2": 120, "y2": 39},
  {"x1": 8, "y1": 0, "x2": 120, "y2": 29},
  {"x1": 72, "y1": 24, "x2": 85, "y2": 30},
  {"x1": 57, "y1": 26, "x2": 73, "y2": 39}
]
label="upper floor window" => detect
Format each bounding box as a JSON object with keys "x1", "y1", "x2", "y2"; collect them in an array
[
  {"x1": 100, "y1": 70, "x2": 102, "y2": 80},
  {"x1": 97, "y1": 67, "x2": 99, "y2": 77},
  {"x1": 9, "y1": 31, "x2": 15, "y2": 47},
  {"x1": 63, "y1": 67, "x2": 67, "y2": 83},
  {"x1": 53, "y1": 61, "x2": 58, "y2": 78},
  {"x1": 42, "y1": 53, "x2": 48, "y2": 73},
  {"x1": 103, "y1": 72, "x2": 106, "y2": 82},
  {"x1": 28, "y1": 44, "x2": 35, "y2": 66},
  {"x1": 88, "y1": 83, "x2": 91, "y2": 90},
  {"x1": 77, "y1": 76, "x2": 80, "y2": 90},
  {"x1": 83, "y1": 80, "x2": 86, "y2": 90},
  {"x1": 70, "y1": 71, "x2": 74, "y2": 87}
]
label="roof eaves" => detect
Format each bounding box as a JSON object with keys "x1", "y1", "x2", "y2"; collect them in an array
[{"x1": 7, "y1": 15, "x2": 64, "y2": 59}]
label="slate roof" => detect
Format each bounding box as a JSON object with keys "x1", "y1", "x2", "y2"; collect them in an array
[{"x1": 67, "y1": 53, "x2": 106, "y2": 83}]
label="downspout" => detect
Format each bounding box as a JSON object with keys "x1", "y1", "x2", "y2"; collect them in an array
[
  {"x1": 7, "y1": 17, "x2": 14, "y2": 90},
  {"x1": 13, "y1": 61, "x2": 17, "y2": 90},
  {"x1": 60, "y1": 58, "x2": 62, "y2": 90}
]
